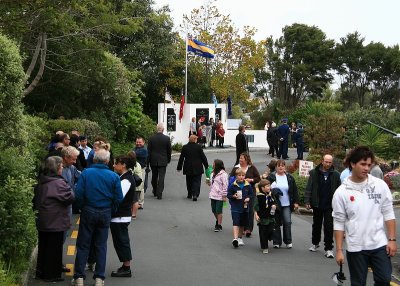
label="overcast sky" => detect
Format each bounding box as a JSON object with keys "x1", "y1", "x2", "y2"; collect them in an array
[{"x1": 154, "y1": 0, "x2": 399, "y2": 46}]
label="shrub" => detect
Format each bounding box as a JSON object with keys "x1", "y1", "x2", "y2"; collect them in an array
[
  {"x1": 172, "y1": 142, "x2": 183, "y2": 152},
  {"x1": 291, "y1": 172, "x2": 308, "y2": 206},
  {"x1": 0, "y1": 176, "x2": 36, "y2": 271},
  {"x1": 47, "y1": 118, "x2": 102, "y2": 142}
]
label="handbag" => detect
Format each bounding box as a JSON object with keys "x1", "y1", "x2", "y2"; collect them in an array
[{"x1": 133, "y1": 173, "x2": 143, "y2": 187}]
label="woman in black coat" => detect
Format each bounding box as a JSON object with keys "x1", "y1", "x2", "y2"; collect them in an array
[
  {"x1": 177, "y1": 135, "x2": 209, "y2": 201},
  {"x1": 235, "y1": 125, "x2": 248, "y2": 165},
  {"x1": 34, "y1": 156, "x2": 75, "y2": 282}
]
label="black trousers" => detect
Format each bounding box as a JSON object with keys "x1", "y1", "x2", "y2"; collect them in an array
[
  {"x1": 110, "y1": 222, "x2": 132, "y2": 262},
  {"x1": 258, "y1": 223, "x2": 274, "y2": 249},
  {"x1": 312, "y1": 208, "x2": 334, "y2": 251},
  {"x1": 151, "y1": 165, "x2": 167, "y2": 195},
  {"x1": 36, "y1": 231, "x2": 63, "y2": 280},
  {"x1": 185, "y1": 174, "x2": 202, "y2": 198},
  {"x1": 270, "y1": 144, "x2": 278, "y2": 157}
]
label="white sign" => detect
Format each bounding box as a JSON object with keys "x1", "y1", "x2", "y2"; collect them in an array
[{"x1": 299, "y1": 160, "x2": 314, "y2": 177}]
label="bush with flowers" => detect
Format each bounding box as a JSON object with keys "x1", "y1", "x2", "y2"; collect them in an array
[{"x1": 384, "y1": 170, "x2": 400, "y2": 190}]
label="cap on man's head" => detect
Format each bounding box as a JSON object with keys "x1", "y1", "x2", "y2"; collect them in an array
[{"x1": 282, "y1": 118, "x2": 288, "y2": 123}]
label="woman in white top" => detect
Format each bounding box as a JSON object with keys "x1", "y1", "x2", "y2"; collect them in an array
[{"x1": 267, "y1": 159, "x2": 299, "y2": 249}]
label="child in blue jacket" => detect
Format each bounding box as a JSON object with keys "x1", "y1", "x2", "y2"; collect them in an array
[{"x1": 227, "y1": 168, "x2": 253, "y2": 248}]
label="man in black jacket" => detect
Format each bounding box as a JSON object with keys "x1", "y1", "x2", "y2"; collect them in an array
[
  {"x1": 147, "y1": 123, "x2": 172, "y2": 200},
  {"x1": 235, "y1": 125, "x2": 248, "y2": 165},
  {"x1": 177, "y1": 135, "x2": 209, "y2": 201},
  {"x1": 304, "y1": 154, "x2": 341, "y2": 258}
]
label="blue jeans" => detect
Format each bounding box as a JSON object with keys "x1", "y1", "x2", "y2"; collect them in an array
[
  {"x1": 272, "y1": 206, "x2": 292, "y2": 245},
  {"x1": 346, "y1": 246, "x2": 391, "y2": 286},
  {"x1": 73, "y1": 206, "x2": 112, "y2": 280}
]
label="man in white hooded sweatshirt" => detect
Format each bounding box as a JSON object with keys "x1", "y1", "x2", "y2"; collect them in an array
[{"x1": 332, "y1": 146, "x2": 397, "y2": 286}]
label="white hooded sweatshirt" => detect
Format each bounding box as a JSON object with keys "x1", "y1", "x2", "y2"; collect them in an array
[{"x1": 332, "y1": 174, "x2": 395, "y2": 252}]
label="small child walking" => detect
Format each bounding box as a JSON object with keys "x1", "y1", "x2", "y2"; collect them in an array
[
  {"x1": 208, "y1": 159, "x2": 228, "y2": 232},
  {"x1": 227, "y1": 168, "x2": 254, "y2": 248},
  {"x1": 254, "y1": 179, "x2": 278, "y2": 254}
]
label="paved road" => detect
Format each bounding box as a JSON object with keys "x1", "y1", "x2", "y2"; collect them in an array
[{"x1": 27, "y1": 148, "x2": 398, "y2": 286}]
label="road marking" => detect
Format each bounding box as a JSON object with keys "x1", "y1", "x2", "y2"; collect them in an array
[
  {"x1": 71, "y1": 230, "x2": 78, "y2": 239},
  {"x1": 390, "y1": 282, "x2": 399, "y2": 286},
  {"x1": 67, "y1": 245, "x2": 76, "y2": 256},
  {"x1": 65, "y1": 264, "x2": 74, "y2": 276}
]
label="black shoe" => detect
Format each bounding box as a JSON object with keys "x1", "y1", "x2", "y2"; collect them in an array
[
  {"x1": 192, "y1": 196, "x2": 197, "y2": 201},
  {"x1": 111, "y1": 266, "x2": 132, "y2": 278},
  {"x1": 157, "y1": 194, "x2": 162, "y2": 200},
  {"x1": 187, "y1": 194, "x2": 192, "y2": 199},
  {"x1": 214, "y1": 225, "x2": 219, "y2": 232},
  {"x1": 218, "y1": 225, "x2": 222, "y2": 231},
  {"x1": 245, "y1": 231, "x2": 252, "y2": 238},
  {"x1": 61, "y1": 265, "x2": 71, "y2": 273}
]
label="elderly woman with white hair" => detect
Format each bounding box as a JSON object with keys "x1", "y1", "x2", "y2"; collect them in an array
[{"x1": 34, "y1": 156, "x2": 75, "y2": 282}]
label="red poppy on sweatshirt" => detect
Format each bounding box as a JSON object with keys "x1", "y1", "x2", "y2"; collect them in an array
[{"x1": 350, "y1": 196, "x2": 355, "y2": 202}]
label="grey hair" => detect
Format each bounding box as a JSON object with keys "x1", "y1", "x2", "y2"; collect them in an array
[
  {"x1": 42, "y1": 156, "x2": 63, "y2": 176},
  {"x1": 157, "y1": 123, "x2": 164, "y2": 132},
  {"x1": 61, "y1": 146, "x2": 80, "y2": 158},
  {"x1": 94, "y1": 149, "x2": 110, "y2": 164}
]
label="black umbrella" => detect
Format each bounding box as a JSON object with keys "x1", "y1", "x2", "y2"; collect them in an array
[
  {"x1": 332, "y1": 263, "x2": 346, "y2": 285},
  {"x1": 144, "y1": 167, "x2": 150, "y2": 193}
]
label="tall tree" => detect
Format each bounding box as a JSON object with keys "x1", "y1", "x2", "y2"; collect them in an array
[
  {"x1": 183, "y1": 0, "x2": 264, "y2": 109},
  {"x1": 262, "y1": 23, "x2": 335, "y2": 108}
]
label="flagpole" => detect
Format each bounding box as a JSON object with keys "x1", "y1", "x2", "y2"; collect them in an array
[{"x1": 185, "y1": 34, "x2": 188, "y2": 103}]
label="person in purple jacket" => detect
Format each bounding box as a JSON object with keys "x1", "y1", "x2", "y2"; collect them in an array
[{"x1": 34, "y1": 156, "x2": 75, "y2": 282}]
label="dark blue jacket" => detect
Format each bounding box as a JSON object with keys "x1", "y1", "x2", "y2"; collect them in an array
[
  {"x1": 294, "y1": 128, "x2": 304, "y2": 144},
  {"x1": 277, "y1": 124, "x2": 290, "y2": 140},
  {"x1": 75, "y1": 164, "x2": 123, "y2": 209},
  {"x1": 134, "y1": 146, "x2": 148, "y2": 168},
  {"x1": 227, "y1": 180, "x2": 254, "y2": 213}
]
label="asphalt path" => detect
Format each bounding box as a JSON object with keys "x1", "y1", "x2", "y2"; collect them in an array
[{"x1": 28, "y1": 148, "x2": 398, "y2": 286}]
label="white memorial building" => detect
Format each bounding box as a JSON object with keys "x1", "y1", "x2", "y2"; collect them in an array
[{"x1": 158, "y1": 103, "x2": 269, "y2": 148}]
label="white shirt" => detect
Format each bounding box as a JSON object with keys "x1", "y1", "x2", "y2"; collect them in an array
[
  {"x1": 272, "y1": 174, "x2": 290, "y2": 207},
  {"x1": 79, "y1": 145, "x2": 92, "y2": 160}
]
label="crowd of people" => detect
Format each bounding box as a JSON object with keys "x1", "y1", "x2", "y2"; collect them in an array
[{"x1": 32, "y1": 124, "x2": 397, "y2": 286}]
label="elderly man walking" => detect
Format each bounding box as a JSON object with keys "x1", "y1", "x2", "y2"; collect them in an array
[
  {"x1": 305, "y1": 154, "x2": 341, "y2": 258},
  {"x1": 147, "y1": 123, "x2": 172, "y2": 200},
  {"x1": 72, "y1": 149, "x2": 123, "y2": 286}
]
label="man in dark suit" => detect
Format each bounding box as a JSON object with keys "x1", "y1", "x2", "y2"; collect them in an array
[
  {"x1": 147, "y1": 123, "x2": 172, "y2": 200},
  {"x1": 235, "y1": 125, "x2": 248, "y2": 165},
  {"x1": 177, "y1": 135, "x2": 209, "y2": 201},
  {"x1": 277, "y1": 118, "x2": 290, "y2": 159}
]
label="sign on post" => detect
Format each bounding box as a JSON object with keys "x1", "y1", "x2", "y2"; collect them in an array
[{"x1": 299, "y1": 160, "x2": 314, "y2": 177}]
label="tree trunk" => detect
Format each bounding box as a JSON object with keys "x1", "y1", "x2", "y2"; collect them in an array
[{"x1": 23, "y1": 33, "x2": 47, "y2": 97}]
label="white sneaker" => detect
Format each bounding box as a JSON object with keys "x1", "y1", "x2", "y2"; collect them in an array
[
  {"x1": 71, "y1": 278, "x2": 84, "y2": 286},
  {"x1": 238, "y1": 238, "x2": 245, "y2": 246},
  {"x1": 286, "y1": 243, "x2": 293, "y2": 249},
  {"x1": 262, "y1": 249, "x2": 269, "y2": 254},
  {"x1": 309, "y1": 244, "x2": 320, "y2": 252},
  {"x1": 325, "y1": 250, "x2": 334, "y2": 258},
  {"x1": 273, "y1": 244, "x2": 280, "y2": 249},
  {"x1": 94, "y1": 278, "x2": 104, "y2": 286}
]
